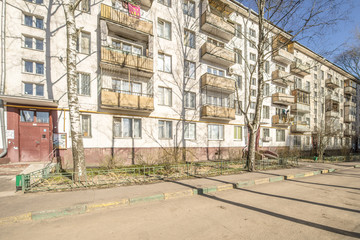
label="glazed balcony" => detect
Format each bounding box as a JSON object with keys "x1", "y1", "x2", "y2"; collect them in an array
[
  {"x1": 201, "y1": 42, "x2": 235, "y2": 67},
  {"x1": 325, "y1": 110, "x2": 339, "y2": 118},
  {"x1": 200, "y1": 11, "x2": 235, "y2": 42},
  {"x1": 325, "y1": 94, "x2": 339, "y2": 103},
  {"x1": 100, "y1": 4, "x2": 153, "y2": 36},
  {"x1": 344, "y1": 128, "x2": 356, "y2": 136},
  {"x1": 201, "y1": 105, "x2": 235, "y2": 120},
  {"x1": 344, "y1": 101, "x2": 356, "y2": 107},
  {"x1": 344, "y1": 86, "x2": 356, "y2": 95},
  {"x1": 201, "y1": 73, "x2": 235, "y2": 92},
  {"x1": 325, "y1": 77, "x2": 340, "y2": 89},
  {"x1": 290, "y1": 62, "x2": 310, "y2": 76},
  {"x1": 272, "y1": 92, "x2": 295, "y2": 105},
  {"x1": 291, "y1": 103, "x2": 310, "y2": 113},
  {"x1": 272, "y1": 49, "x2": 294, "y2": 65},
  {"x1": 100, "y1": 47, "x2": 153, "y2": 77},
  {"x1": 344, "y1": 108, "x2": 355, "y2": 122},
  {"x1": 291, "y1": 122, "x2": 310, "y2": 133},
  {"x1": 272, "y1": 115, "x2": 291, "y2": 127},
  {"x1": 271, "y1": 70, "x2": 294, "y2": 86},
  {"x1": 101, "y1": 89, "x2": 154, "y2": 112}
]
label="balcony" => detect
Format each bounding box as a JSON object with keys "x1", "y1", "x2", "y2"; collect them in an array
[
  {"x1": 291, "y1": 103, "x2": 310, "y2": 113},
  {"x1": 100, "y1": 47, "x2": 153, "y2": 78},
  {"x1": 344, "y1": 86, "x2": 356, "y2": 95},
  {"x1": 344, "y1": 128, "x2": 356, "y2": 136},
  {"x1": 271, "y1": 70, "x2": 294, "y2": 86},
  {"x1": 100, "y1": 4, "x2": 153, "y2": 37},
  {"x1": 201, "y1": 105, "x2": 235, "y2": 120},
  {"x1": 325, "y1": 94, "x2": 339, "y2": 102},
  {"x1": 344, "y1": 114, "x2": 355, "y2": 123},
  {"x1": 138, "y1": 0, "x2": 153, "y2": 8},
  {"x1": 325, "y1": 77, "x2": 340, "y2": 89},
  {"x1": 272, "y1": 49, "x2": 294, "y2": 65},
  {"x1": 200, "y1": 11, "x2": 235, "y2": 42},
  {"x1": 101, "y1": 89, "x2": 154, "y2": 112},
  {"x1": 325, "y1": 110, "x2": 339, "y2": 118},
  {"x1": 272, "y1": 115, "x2": 292, "y2": 128},
  {"x1": 344, "y1": 101, "x2": 356, "y2": 107},
  {"x1": 272, "y1": 92, "x2": 295, "y2": 105},
  {"x1": 201, "y1": 73, "x2": 235, "y2": 93},
  {"x1": 291, "y1": 123, "x2": 310, "y2": 133},
  {"x1": 290, "y1": 62, "x2": 310, "y2": 76},
  {"x1": 201, "y1": 42, "x2": 235, "y2": 67}
]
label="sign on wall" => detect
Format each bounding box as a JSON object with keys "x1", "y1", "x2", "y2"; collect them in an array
[
  {"x1": 53, "y1": 133, "x2": 67, "y2": 149},
  {"x1": 6, "y1": 130, "x2": 14, "y2": 140}
]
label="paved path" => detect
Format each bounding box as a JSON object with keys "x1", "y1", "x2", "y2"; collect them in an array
[{"x1": 0, "y1": 166, "x2": 359, "y2": 239}]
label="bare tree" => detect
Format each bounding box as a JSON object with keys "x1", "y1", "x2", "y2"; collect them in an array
[
  {"x1": 63, "y1": 0, "x2": 86, "y2": 181},
  {"x1": 233, "y1": 0, "x2": 348, "y2": 171},
  {"x1": 335, "y1": 34, "x2": 360, "y2": 79}
]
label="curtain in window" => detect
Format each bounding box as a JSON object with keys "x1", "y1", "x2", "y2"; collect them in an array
[
  {"x1": 133, "y1": 119, "x2": 141, "y2": 138},
  {"x1": 122, "y1": 118, "x2": 132, "y2": 137},
  {"x1": 113, "y1": 119, "x2": 121, "y2": 137}
]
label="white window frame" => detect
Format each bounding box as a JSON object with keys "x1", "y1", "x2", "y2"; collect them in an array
[
  {"x1": 208, "y1": 124, "x2": 224, "y2": 141},
  {"x1": 23, "y1": 60, "x2": 44, "y2": 75},
  {"x1": 159, "y1": 120, "x2": 172, "y2": 139},
  {"x1": 276, "y1": 129, "x2": 285, "y2": 142},
  {"x1": 185, "y1": 91, "x2": 196, "y2": 109},
  {"x1": 77, "y1": 73, "x2": 91, "y2": 96},
  {"x1": 158, "y1": 86, "x2": 172, "y2": 106},
  {"x1": 77, "y1": 31, "x2": 91, "y2": 55},
  {"x1": 81, "y1": 115, "x2": 91, "y2": 137},
  {"x1": 23, "y1": 82, "x2": 44, "y2": 97},
  {"x1": 234, "y1": 126, "x2": 242, "y2": 140},
  {"x1": 184, "y1": 122, "x2": 196, "y2": 140},
  {"x1": 184, "y1": 29, "x2": 195, "y2": 48},
  {"x1": 113, "y1": 118, "x2": 142, "y2": 138},
  {"x1": 183, "y1": 1, "x2": 195, "y2": 17},
  {"x1": 184, "y1": 60, "x2": 196, "y2": 79},
  {"x1": 157, "y1": 19, "x2": 171, "y2": 40},
  {"x1": 158, "y1": 53, "x2": 172, "y2": 73},
  {"x1": 158, "y1": 0, "x2": 171, "y2": 7}
]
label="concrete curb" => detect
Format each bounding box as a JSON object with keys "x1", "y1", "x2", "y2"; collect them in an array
[
  {"x1": 0, "y1": 167, "x2": 340, "y2": 224},
  {"x1": 354, "y1": 165, "x2": 360, "y2": 168}
]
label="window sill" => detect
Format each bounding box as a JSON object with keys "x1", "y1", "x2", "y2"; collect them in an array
[
  {"x1": 22, "y1": 24, "x2": 44, "y2": 31},
  {"x1": 22, "y1": 72, "x2": 44, "y2": 76},
  {"x1": 22, "y1": 46, "x2": 44, "y2": 52}
]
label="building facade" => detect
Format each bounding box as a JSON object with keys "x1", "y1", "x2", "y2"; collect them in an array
[{"x1": 0, "y1": 0, "x2": 358, "y2": 167}]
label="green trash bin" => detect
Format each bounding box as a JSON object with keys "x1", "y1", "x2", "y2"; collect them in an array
[
  {"x1": 16, "y1": 175, "x2": 22, "y2": 191},
  {"x1": 313, "y1": 156, "x2": 318, "y2": 161},
  {"x1": 15, "y1": 174, "x2": 30, "y2": 192}
]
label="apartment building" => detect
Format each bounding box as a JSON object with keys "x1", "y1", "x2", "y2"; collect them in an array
[{"x1": 0, "y1": 0, "x2": 358, "y2": 167}]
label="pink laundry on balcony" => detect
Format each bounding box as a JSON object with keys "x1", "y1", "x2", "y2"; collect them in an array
[{"x1": 128, "y1": 3, "x2": 140, "y2": 18}]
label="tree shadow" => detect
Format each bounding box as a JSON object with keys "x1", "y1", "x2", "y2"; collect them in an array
[{"x1": 288, "y1": 179, "x2": 360, "y2": 191}]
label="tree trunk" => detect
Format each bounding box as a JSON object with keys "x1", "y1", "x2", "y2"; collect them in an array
[
  {"x1": 247, "y1": 128, "x2": 256, "y2": 171},
  {"x1": 64, "y1": 2, "x2": 86, "y2": 181}
]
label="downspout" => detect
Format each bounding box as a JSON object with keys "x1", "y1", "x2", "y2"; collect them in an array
[{"x1": 0, "y1": 0, "x2": 7, "y2": 158}]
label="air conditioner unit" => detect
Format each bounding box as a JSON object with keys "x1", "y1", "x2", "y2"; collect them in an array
[{"x1": 228, "y1": 66, "x2": 235, "y2": 75}]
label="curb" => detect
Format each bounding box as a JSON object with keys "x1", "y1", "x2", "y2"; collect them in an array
[
  {"x1": 354, "y1": 165, "x2": 360, "y2": 168},
  {"x1": 0, "y1": 167, "x2": 340, "y2": 225}
]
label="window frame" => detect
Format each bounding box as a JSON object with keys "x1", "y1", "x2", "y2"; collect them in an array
[
  {"x1": 184, "y1": 91, "x2": 196, "y2": 109},
  {"x1": 157, "y1": 18, "x2": 172, "y2": 40},
  {"x1": 184, "y1": 122, "x2": 196, "y2": 140},
  {"x1": 158, "y1": 53, "x2": 172, "y2": 73},
  {"x1": 158, "y1": 86, "x2": 172, "y2": 106},
  {"x1": 77, "y1": 31, "x2": 91, "y2": 55},
  {"x1": 113, "y1": 117, "x2": 142, "y2": 138},
  {"x1": 208, "y1": 124, "x2": 224, "y2": 141},
  {"x1": 77, "y1": 72, "x2": 91, "y2": 96},
  {"x1": 158, "y1": 120, "x2": 173, "y2": 139},
  {"x1": 81, "y1": 114, "x2": 92, "y2": 138}
]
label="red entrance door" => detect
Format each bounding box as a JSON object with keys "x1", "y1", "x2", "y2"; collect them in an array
[{"x1": 19, "y1": 110, "x2": 51, "y2": 162}]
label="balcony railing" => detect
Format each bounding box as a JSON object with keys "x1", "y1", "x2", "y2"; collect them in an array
[
  {"x1": 271, "y1": 70, "x2": 293, "y2": 86},
  {"x1": 101, "y1": 47, "x2": 153, "y2": 76},
  {"x1": 201, "y1": 73, "x2": 235, "y2": 92},
  {"x1": 201, "y1": 42, "x2": 235, "y2": 67},
  {"x1": 272, "y1": 49, "x2": 294, "y2": 65},
  {"x1": 291, "y1": 122, "x2": 310, "y2": 133},
  {"x1": 272, "y1": 92, "x2": 295, "y2": 105},
  {"x1": 325, "y1": 94, "x2": 339, "y2": 102},
  {"x1": 100, "y1": 4, "x2": 153, "y2": 36},
  {"x1": 272, "y1": 115, "x2": 292, "y2": 127},
  {"x1": 290, "y1": 62, "x2": 310, "y2": 76},
  {"x1": 344, "y1": 101, "x2": 356, "y2": 107},
  {"x1": 200, "y1": 11, "x2": 235, "y2": 42},
  {"x1": 344, "y1": 114, "x2": 355, "y2": 123},
  {"x1": 344, "y1": 86, "x2": 356, "y2": 95},
  {"x1": 290, "y1": 102, "x2": 310, "y2": 113},
  {"x1": 344, "y1": 128, "x2": 355, "y2": 136},
  {"x1": 201, "y1": 105, "x2": 235, "y2": 120},
  {"x1": 101, "y1": 89, "x2": 154, "y2": 112},
  {"x1": 325, "y1": 110, "x2": 339, "y2": 118},
  {"x1": 325, "y1": 77, "x2": 340, "y2": 89}
]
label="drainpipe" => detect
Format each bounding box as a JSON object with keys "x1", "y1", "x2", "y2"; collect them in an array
[{"x1": 0, "y1": 0, "x2": 7, "y2": 158}]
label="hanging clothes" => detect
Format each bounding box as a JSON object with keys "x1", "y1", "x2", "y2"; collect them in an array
[{"x1": 128, "y1": 3, "x2": 141, "y2": 18}]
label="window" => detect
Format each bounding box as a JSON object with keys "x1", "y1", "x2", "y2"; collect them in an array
[
  {"x1": 251, "y1": 89, "x2": 256, "y2": 97},
  {"x1": 81, "y1": 115, "x2": 91, "y2": 137},
  {"x1": 235, "y1": 49, "x2": 242, "y2": 64},
  {"x1": 276, "y1": 129, "x2": 285, "y2": 142},
  {"x1": 23, "y1": 60, "x2": 44, "y2": 75},
  {"x1": 184, "y1": 122, "x2": 196, "y2": 140},
  {"x1": 112, "y1": 40, "x2": 142, "y2": 56},
  {"x1": 184, "y1": 29, "x2": 195, "y2": 48},
  {"x1": 207, "y1": 38, "x2": 224, "y2": 48},
  {"x1": 77, "y1": 0, "x2": 90, "y2": 12},
  {"x1": 276, "y1": 86, "x2": 286, "y2": 94},
  {"x1": 250, "y1": 113, "x2": 255, "y2": 121},
  {"x1": 250, "y1": 64, "x2": 256, "y2": 73},
  {"x1": 24, "y1": 14, "x2": 43, "y2": 29},
  {"x1": 159, "y1": 120, "x2": 172, "y2": 139},
  {"x1": 235, "y1": 24, "x2": 242, "y2": 38},
  {"x1": 263, "y1": 128, "x2": 270, "y2": 138},
  {"x1": 77, "y1": 73, "x2": 90, "y2": 96},
  {"x1": 184, "y1": 60, "x2": 195, "y2": 79},
  {"x1": 158, "y1": 0, "x2": 171, "y2": 7},
  {"x1": 321, "y1": 70, "x2": 324, "y2": 80},
  {"x1": 24, "y1": 36, "x2": 43, "y2": 51},
  {"x1": 293, "y1": 136, "x2": 301, "y2": 146},
  {"x1": 112, "y1": 79, "x2": 142, "y2": 95},
  {"x1": 185, "y1": 91, "x2": 195, "y2": 109},
  {"x1": 264, "y1": 83, "x2": 270, "y2": 96},
  {"x1": 183, "y1": 1, "x2": 195, "y2": 17},
  {"x1": 263, "y1": 106, "x2": 270, "y2": 119},
  {"x1": 250, "y1": 101, "x2": 256, "y2": 109},
  {"x1": 234, "y1": 126, "x2": 242, "y2": 140},
  {"x1": 24, "y1": 83, "x2": 44, "y2": 96},
  {"x1": 207, "y1": 66, "x2": 224, "y2": 77},
  {"x1": 20, "y1": 110, "x2": 34, "y2": 122},
  {"x1": 249, "y1": 40, "x2": 256, "y2": 49},
  {"x1": 158, "y1": 87, "x2": 172, "y2": 106},
  {"x1": 249, "y1": 28, "x2": 256, "y2": 37},
  {"x1": 25, "y1": 0, "x2": 43, "y2": 4},
  {"x1": 235, "y1": 75, "x2": 242, "y2": 90},
  {"x1": 251, "y1": 78, "x2": 256, "y2": 86},
  {"x1": 306, "y1": 81, "x2": 310, "y2": 92},
  {"x1": 314, "y1": 73, "x2": 318, "y2": 80},
  {"x1": 306, "y1": 136, "x2": 311, "y2": 146},
  {"x1": 158, "y1": 53, "x2": 172, "y2": 73},
  {"x1": 208, "y1": 124, "x2": 224, "y2": 140},
  {"x1": 77, "y1": 31, "x2": 90, "y2": 54},
  {"x1": 113, "y1": 118, "x2": 141, "y2": 138},
  {"x1": 265, "y1": 61, "x2": 270, "y2": 74},
  {"x1": 250, "y1": 53, "x2": 256, "y2": 61},
  {"x1": 157, "y1": 19, "x2": 171, "y2": 40}
]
